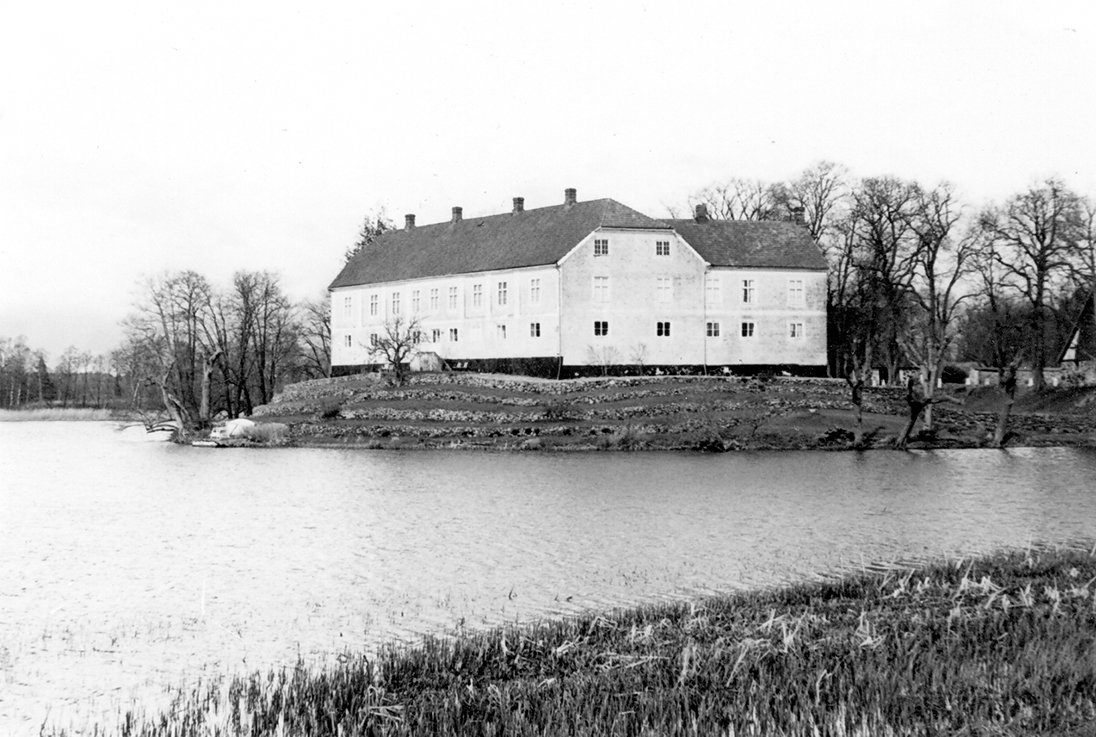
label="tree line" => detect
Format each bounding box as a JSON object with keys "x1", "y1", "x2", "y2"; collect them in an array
[
  {"x1": 1, "y1": 271, "x2": 331, "y2": 424},
  {"x1": 687, "y1": 164, "x2": 1095, "y2": 394}
]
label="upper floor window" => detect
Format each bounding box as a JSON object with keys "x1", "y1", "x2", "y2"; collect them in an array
[
  {"x1": 473, "y1": 284, "x2": 482, "y2": 307},
  {"x1": 530, "y1": 278, "x2": 541, "y2": 303},
  {"x1": 787, "y1": 279, "x2": 805, "y2": 307},
  {"x1": 789, "y1": 322, "x2": 804, "y2": 339},
  {"x1": 343, "y1": 296, "x2": 352, "y2": 318},
  {"x1": 741, "y1": 321, "x2": 755, "y2": 338},
  {"x1": 448, "y1": 286, "x2": 458, "y2": 309},
  {"x1": 411, "y1": 290, "x2": 420, "y2": 313},
  {"x1": 369, "y1": 294, "x2": 379, "y2": 316},
  {"x1": 594, "y1": 238, "x2": 609, "y2": 257},
  {"x1": 656, "y1": 240, "x2": 670, "y2": 256},
  {"x1": 657, "y1": 321, "x2": 671, "y2": 337},
  {"x1": 706, "y1": 276, "x2": 722, "y2": 306},
  {"x1": 593, "y1": 320, "x2": 608, "y2": 336},
  {"x1": 497, "y1": 281, "x2": 508, "y2": 305},
  {"x1": 742, "y1": 279, "x2": 756, "y2": 304},
  {"x1": 430, "y1": 288, "x2": 439, "y2": 310},
  {"x1": 391, "y1": 291, "x2": 401, "y2": 315},
  {"x1": 593, "y1": 276, "x2": 610, "y2": 303},
  {"x1": 656, "y1": 277, "x2": 673, "y2": 303}
]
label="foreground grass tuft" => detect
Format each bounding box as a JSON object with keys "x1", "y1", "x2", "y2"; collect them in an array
[{"x1": 47, "y1": 547, "x2": 1096, "y2": 736}]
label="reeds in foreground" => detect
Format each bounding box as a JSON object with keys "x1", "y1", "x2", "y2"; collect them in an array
[{"x1": 45, "y1": 546, "x2": 1096, "y2": 736}]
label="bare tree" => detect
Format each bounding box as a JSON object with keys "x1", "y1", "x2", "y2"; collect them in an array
[
  {"x1": 629, "y1": 343, "x2": 648, "y2": 376},
  {"x1": 900, "y1": 182, "x2": 976, "y2": 429},
  {"x1": 366, "y1": 315, "x2": 424, "y2": 385},
  {"x1": 895, "y1": 376, "x2": 962, "y2": 450},
  {"x1": 298, "y1": 294, "x2": 332, "y2": 379},
  {"x1": 586, "y1": 345, "x2": 621, "y2": 376},
  {"x1": 784, "y1": 160, "x2": 850, "y2": 245},
  {"x1": 122, "y1": 270, "x2": 216, "y2": 436},
  {"x1": 689, "y1": 178, "x2": 786, "y2": 221},
  {"x1": 980, "y1": 178, "x2": 1085, "y2": 389},
  {"x1": 849, "y1": 176, "x2": 922, "y2": 384}
]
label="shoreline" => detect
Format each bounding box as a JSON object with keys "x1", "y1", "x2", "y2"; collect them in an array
[{"x1": 245, "y1": 372, "x2": 1096, "y2": 453}]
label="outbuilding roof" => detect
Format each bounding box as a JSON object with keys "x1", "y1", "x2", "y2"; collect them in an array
[
  {"x1": 664, "y1": 219, "x2": 828, "y2": 270},
  {"x1": 330, "y1": 198, "x2": 667, "y2": 289}
]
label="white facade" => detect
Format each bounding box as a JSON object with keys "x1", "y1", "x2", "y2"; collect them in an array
[{"x1": 330, "y1": 226, "x2": 826, "y2": 370}]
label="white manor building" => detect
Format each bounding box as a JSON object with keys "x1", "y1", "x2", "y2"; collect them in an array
[{"x1": 329, "y1": 189, "x2": 827, "y2": 377}]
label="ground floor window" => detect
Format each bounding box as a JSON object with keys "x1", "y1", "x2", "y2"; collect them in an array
[
  {"x1": 594, "y1": 321, "x2": 608, "y2": 336},
  {"x1": 789, "y1": 322, "x2": 803, "y2": 338},
  {"x1": 344, "y1": 334, "x2": 352, "y2": 348},
  {"x1": 369, "y1": 333, "x2": 378, "y2": 346},
  {"x1": 431, "y1": 328, "x2": 441, "y2": 343},
  {"x1": 741, "y1": 321, "x2": 755, "y2": 338},
  {"x1": 706, "y1": 322, "x2": 720, "y2": 337},
  {"x1": 497, "y1": 324, "x2": 507, "y2": 340},
  {"x1": 449, "y1": 328, "x2": 459, "y2": 342},
  {"x1": 657, "y1": 321, "x2": 671, "y2": 337},
  {"x1": 530, "y1": 322, "x2": 541, "y2": 337}
]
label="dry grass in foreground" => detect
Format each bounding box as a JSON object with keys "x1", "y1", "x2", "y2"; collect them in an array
[{"x1": 47, "y1": 546, "x2": 1096, "y2": 736}]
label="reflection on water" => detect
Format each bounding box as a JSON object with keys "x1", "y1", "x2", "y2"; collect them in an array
[{"x1": 1, "y1": 422, "x2": 1094, "y2": 732}]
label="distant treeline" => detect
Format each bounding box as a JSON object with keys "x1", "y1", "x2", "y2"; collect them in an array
[{"x1": 1, "y1": 270, "x2": 329, "y2": 416}]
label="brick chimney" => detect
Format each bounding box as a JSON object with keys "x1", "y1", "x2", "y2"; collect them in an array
[
  {"x1": 564, "y1": 188, "x2": 577, "y2": 207},
  {"x1": 694, "y1": 204, "x2": 709, "y2": 223},
  {"x1": 405, "y1": 213, "x2": 415, "y2": 229},
  {"x1": 512, "y1": 197, "x2": 524, "y2": 214},
  {"x1": 452, "y1": 206, "x2": 463, "y2": 223}
]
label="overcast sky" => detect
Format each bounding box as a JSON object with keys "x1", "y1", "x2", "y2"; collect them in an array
[{"x1": 2, "y1": 1, "x2": 1093, "y2": 360}]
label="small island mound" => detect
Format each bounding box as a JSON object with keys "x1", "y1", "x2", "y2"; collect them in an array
[{"x1": 249, "y1": 372, "x2": 1096, "y2": 452}]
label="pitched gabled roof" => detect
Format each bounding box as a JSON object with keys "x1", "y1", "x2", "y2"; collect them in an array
[
  {"x1": 663, "y1": 219, "x2": 828, "y2": 271},
  {"x1": 330, "y1": 198, "x2": 669, "y2": 289}
]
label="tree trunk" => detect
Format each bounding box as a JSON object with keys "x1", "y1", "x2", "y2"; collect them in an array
[
  {"x1": 993, "y1": 366, "x2": 1018, "y2": 448},
  {"x1": 198, "y1": 350, "x2": 221, "y2": 426},
  {"x1": 845, "y1": 367, "x2": 865, "y2": 447}
]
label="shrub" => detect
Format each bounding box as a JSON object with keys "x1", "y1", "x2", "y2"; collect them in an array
[
  {"x1": 241, "y1": 422, "x2": 290, "y2": 446},
  {"x1": 596, "y1": 424, "x2": 647, "y2": 451}
]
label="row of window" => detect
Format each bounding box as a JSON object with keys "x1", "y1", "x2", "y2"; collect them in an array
[
  {"x1": 592, "y1": 239, "x2": 672, "y2": 258},
  {"x1": 343, "y1": 276, "x2": 808, "y2": 320},
  {"x1": 589, "y1": 277, "x2": 806, "y2": 306},
  {"x1": 343, "y1": 320, "x2": 806, "y2": 350},
  {"x1": 588, "y1": 321, "x2": 806, "y2": 338},
  {"x1": 343, "y1": 279, "x2": 544, "y2": 319}
]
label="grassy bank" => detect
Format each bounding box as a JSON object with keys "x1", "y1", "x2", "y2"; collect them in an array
[
  {"x1": 0, "y1": 407, "x2": 121, "y2": 422},
  {"x1": 251, "y1": 372, "x2": 1096, "y2": 452},
  {"x1": 51, "y1": 547, "x2": 1096, "y2": 736}
]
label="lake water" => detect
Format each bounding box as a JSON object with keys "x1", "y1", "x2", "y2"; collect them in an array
[{"x1": 1, "y1": 422, "x2": 1094, "y2": 733}]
